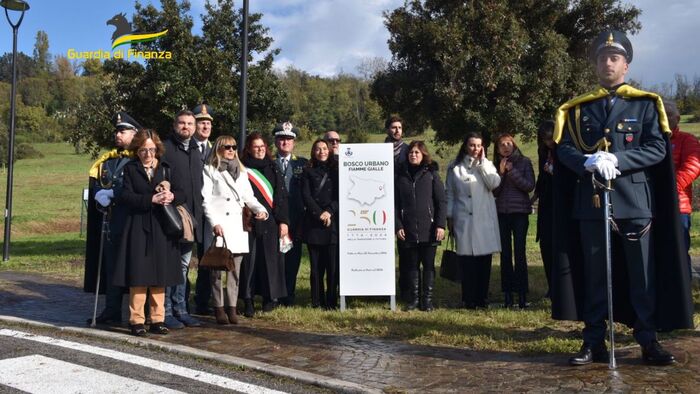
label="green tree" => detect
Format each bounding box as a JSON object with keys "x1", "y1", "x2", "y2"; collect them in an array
[
  {"x1": 33, "y1": 30, "x2": 50, "y2": 74},
  {"x1": 0, "y1": 52, "x2": 36, "y2": 82},
  {"x1": 372, "y1": 0, "x2": 641, "y2": 144}
]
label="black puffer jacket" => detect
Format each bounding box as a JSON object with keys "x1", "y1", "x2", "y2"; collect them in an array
[
  {"x1": 301, "y1": 161, "x2": 339, "y2": 245},
  {"x1": 395, "y1": 162, "x2": 447, "y2": 245}
]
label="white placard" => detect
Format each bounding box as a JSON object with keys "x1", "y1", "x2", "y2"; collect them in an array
[{"x1": 339, "y1": 143, "x2": 395, "y2": 296}]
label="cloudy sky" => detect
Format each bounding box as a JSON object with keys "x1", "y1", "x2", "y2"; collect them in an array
[{"x1": 1, "y1": 0, "x2": 697, "y2": 88}]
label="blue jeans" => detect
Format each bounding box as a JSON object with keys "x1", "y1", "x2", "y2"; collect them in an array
[
  {"x1": 165, "y1": 243, "x2": 193, "y2": 317},
  {"x1": 680, "y1": 213, "x2": 692, "y2": 277}
]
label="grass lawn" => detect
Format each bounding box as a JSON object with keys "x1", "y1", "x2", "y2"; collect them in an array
[{"x1": 0, "y1": 137, "x2": 698, "y2": 354}]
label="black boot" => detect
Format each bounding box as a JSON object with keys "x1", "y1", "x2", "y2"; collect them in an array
[
  {"x1": 518, "y1": 292, "x2": 529, "y2": 309},
  {"x1": 404, "y1": 271, "x2": 420, "y2": 311},
  {"x1": 503, "y1": 292, "x2": 513, "y2": 308},
  {"x1": 421, "y1": 270, "x2": 435, "y2": 311}
]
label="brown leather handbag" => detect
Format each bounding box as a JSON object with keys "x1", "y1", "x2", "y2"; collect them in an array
[{"x1": 199, "y1": 236, "x2": 236, "y2": 272}]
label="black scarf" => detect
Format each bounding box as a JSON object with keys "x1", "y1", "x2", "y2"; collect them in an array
[
  {"x1": 218, "y1": 159, "x2": 240, "y2": 181},
  {"x1": 242, "y1": 156, "x2": 273, "y2": 171}
]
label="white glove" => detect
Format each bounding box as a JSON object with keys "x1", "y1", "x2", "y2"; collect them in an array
[
  {"x1": 595, "y1": 158, "x2": 621, "y2": 180},
  {"x1": 583, "y1": 154, "x2": 601, "y2": 172},
  {"x1": 95, "y1": 189, "x2": 114, "y2": 207},
  {"x1": 597, "y1": 151, "x2": 618, "y2": 167}
]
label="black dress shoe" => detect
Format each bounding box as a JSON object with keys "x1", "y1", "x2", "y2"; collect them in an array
[
  {"x1": 642, "y1": 341, "x2": 675, "y2": 366},
  {"x1": 569, "y1": 343, "x2": 609, "y2": 366},
  {"x1": 148, "y1": 323, "x2": 169, "y2": 335},
  {"x1": 130, "y1": 324, "x2": 148, "y2": 337}
]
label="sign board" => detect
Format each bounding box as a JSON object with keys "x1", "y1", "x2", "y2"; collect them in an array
[{"x1": 338, "y1": 143, "x2": 395, "y2": 300}]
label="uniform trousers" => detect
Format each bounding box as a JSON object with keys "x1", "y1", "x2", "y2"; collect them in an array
[
  {"x1": 579, "y1": 218, "x2": 657, "y2": 346},
  {"x1": 129, "y1": 287, "x2": 164, "y2": 325},
  {"x1": 210, "y1": 255, "x2": 243, "y2": 308}
]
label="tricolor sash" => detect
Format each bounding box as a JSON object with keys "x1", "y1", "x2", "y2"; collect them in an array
[{"x1": 248, "y1": 168, "x2": 274, "y2": 208}]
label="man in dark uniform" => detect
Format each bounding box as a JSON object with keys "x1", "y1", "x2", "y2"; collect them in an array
[
  {"x1": 191, "y1": 103, "x2": 214, "y2": 315},
  {"x1": 162, "y1": 109, "x2": 203, "y2": 329},
  {"x1": 84, "y1": 112, "x2": 141, "y2": 325},
  {"x1": 273, "y1": 122, "x2": 308, "y2": 306},
  {"x1": 553, "y1": 30, "x2": 694, "y2": 366}
]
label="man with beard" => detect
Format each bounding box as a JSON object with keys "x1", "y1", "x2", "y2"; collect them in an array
[{"x1": 553, "y1": 30, "x2": 694, "y2": 366}]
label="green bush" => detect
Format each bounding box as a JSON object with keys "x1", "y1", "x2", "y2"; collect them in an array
[{"x1": 16, "y1": 143, "x2": 44, "y2": 160}]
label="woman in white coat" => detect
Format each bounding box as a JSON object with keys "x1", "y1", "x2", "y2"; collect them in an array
[
  {"x1": 446, "y1": 131, "x2": 501, "y2": 309},
  {"x1": 202, "y1": 135, "x2": 268, "y2": 324}
]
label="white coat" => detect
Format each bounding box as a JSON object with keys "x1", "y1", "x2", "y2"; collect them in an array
[
  {"x1": 202, "y1": 164, "x2": 267, "y2": 254},
  {"x1": 446, "y1": 157, "x2": 501, "y2": 256}
]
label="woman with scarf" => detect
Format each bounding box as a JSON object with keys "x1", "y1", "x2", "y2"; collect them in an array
[
  {"x1": 446, "y1": 132, "x2": 501, "y2": 309},
  {"x1": 202, "y1": 135, "x2": 268, "y2": 324},
  {"x1": 395, "y1": 141, "x2": 446, "y2": 311},
  {"x1": 493, "y1": 133, "x2": 535, "y2": 308},
  {"x1": 113, "y1": 129, "x2": 183, "y2": 337},
  {"x1": 240, "y1": 132, "x2": 289, "y2": 317},
  {"x1": 302, "y1": 139, "x2": 339, "y2": 309}
]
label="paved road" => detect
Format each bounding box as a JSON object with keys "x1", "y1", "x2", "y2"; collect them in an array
[
  {"x1": 0, "y1": 270, "x2": 699, "y2": 393},
  {"x1": 0, "y1": 327, "x2": 327, "y2": 394}
]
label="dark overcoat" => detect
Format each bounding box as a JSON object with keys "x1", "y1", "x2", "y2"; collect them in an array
[
  {"x1": 240, "y1": 157, "x2": 289, "y2": 299},
  {"x1": 394, "y1": 162, "x2": 447, "y2": 246},
  {"x1": 112, "y1": 160, "x2": 184, "y2": 288},
  {"x1": 163, "y1": 136, "x2": 203, "y2": 243},
  {"x1": 552, "y1": 85, "x2": 694, "y2": 330},
  {"x1": 301, "y1": 162, "x2": 339, "y2": 245},
  {"x1": 276, "y1": 154, "x2": 308, "y2": 241}
]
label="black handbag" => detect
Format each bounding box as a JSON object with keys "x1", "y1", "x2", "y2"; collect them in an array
[
  {"x1": 199, "y1": 236, "x2": 236, "y2": 273},
  {"x1": 160, "y1": 204, "x2": 184, "y2": 238},
  {"x1": 439, "y1": 234, "x2": 461, "y2": 282}
]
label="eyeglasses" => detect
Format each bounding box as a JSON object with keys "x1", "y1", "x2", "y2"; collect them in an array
[
  {"x1": 327, "y1": 138, "x2": 341, "y2": 144},
  {"x1": 138, "y1": 148, "x2": 157, "y2": 155},
  {"x1": 222, "y1": 145, "x2": 237, "y2": 151}
]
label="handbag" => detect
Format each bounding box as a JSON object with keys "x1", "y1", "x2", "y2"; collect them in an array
[
  {"x1": 160, "y1": 204, "x2": 184, "y2": 238},
  {"x1": 439, "y1": 234, "x2": 461, "y2": 282},
  {"x1": 242, "y1": 206, "x2": 254, "y2": 232},
  {"x1": 199, "y1": 236, "x2": 236, "y2": 272}
]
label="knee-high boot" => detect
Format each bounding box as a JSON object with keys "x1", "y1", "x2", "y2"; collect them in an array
[
  {"x1": 422, "y1": 270, "x2": 435, "y2": 311},
  {"x1": 405, "y1": 271, "x2": 420, "y2": 311}
]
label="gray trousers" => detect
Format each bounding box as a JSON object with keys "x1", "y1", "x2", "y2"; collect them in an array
[{"x1": 210, "y1": 254, "x2": 243, "y2": 308}]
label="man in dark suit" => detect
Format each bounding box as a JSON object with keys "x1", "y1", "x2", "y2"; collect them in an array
[
  {"x1": 84, "y1": 112, "x2": 141, "y2": 325},
  {"x1": 162, "y1": 109, "x2": 203, "y2": 329},
  {"x1": 274, "y1": 122, "x2": 308, "y2": 306},
  {"x1": 191, "y1": 103, "x2": 214, "y2": 315},
  {"x1": 553, "y1": 30, "x2": 694, "y2": 366}
]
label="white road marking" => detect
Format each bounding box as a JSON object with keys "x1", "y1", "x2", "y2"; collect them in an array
[
  {"x1": 0, "y1": 329, "x2": 287, "y2": 394},
  {"x1": 0, "y1": 354, "x2": 183, "y2": 394}
]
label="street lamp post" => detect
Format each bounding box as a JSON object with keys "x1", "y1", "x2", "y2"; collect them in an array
[
  {"x1": 238, "y1": 0, "x2": 248, "y2": 153},
  {"x1": 1, "y1": 0, "x2": 29, "y2": 262}
]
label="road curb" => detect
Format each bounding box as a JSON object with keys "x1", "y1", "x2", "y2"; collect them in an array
[{"x1": 0, "y1": 315, "x2": 381, "y2": 394}]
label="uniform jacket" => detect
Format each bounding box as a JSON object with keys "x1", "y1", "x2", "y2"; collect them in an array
[
  {"x1": 493, "y1": 152, "x2": 535, "y2": 214},
  {"x1": 201, "y1": 164, "x2": 267, "y2": 254},
  {"x1": 112, "y1": 160, "x2": 184, "y2": 288},
  {"x1": 195, "y1": 139, "x2": 213, "y2": 249},
  {"x1": 394, "y1": 162, "x2": 447, "y2": 245},
  {"x1": 445, "y1": 157, "x2": 501, "y2": 256},
  {"x1": 276, "y1": 153, "x2": 308, "y2": 240},
  {"x1": 83, "y1": 149, "x2": 132, "y2": 293},
  {"x1": 301, "y1": 161, "x2": 339, "y2": 245},
  {"x1": 551, "y1": 85, "x2": 694, "y2": 330},
  {"x1": 671, "y1": 128, "x2": 700, "y2": 214},
  {"x1": 163, "y1": 136, "x2": 204, "y2": 242}
]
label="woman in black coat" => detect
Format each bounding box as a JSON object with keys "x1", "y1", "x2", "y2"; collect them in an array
[
  {"x1": 395, "y1": 141, "x2": 447, "y2": 311},
  {"x1": 240, "y1": 132, "x2": 289, "y2": 317},
  {"x1": 533, "y1": 120, "x2": 556, "y2": 298},
  {"x1": 113, "y1": 129, "x2": 184, "y2": 337},
  {"x1": 302, "y1": 139, "x2": 339, "y2": 309}
]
